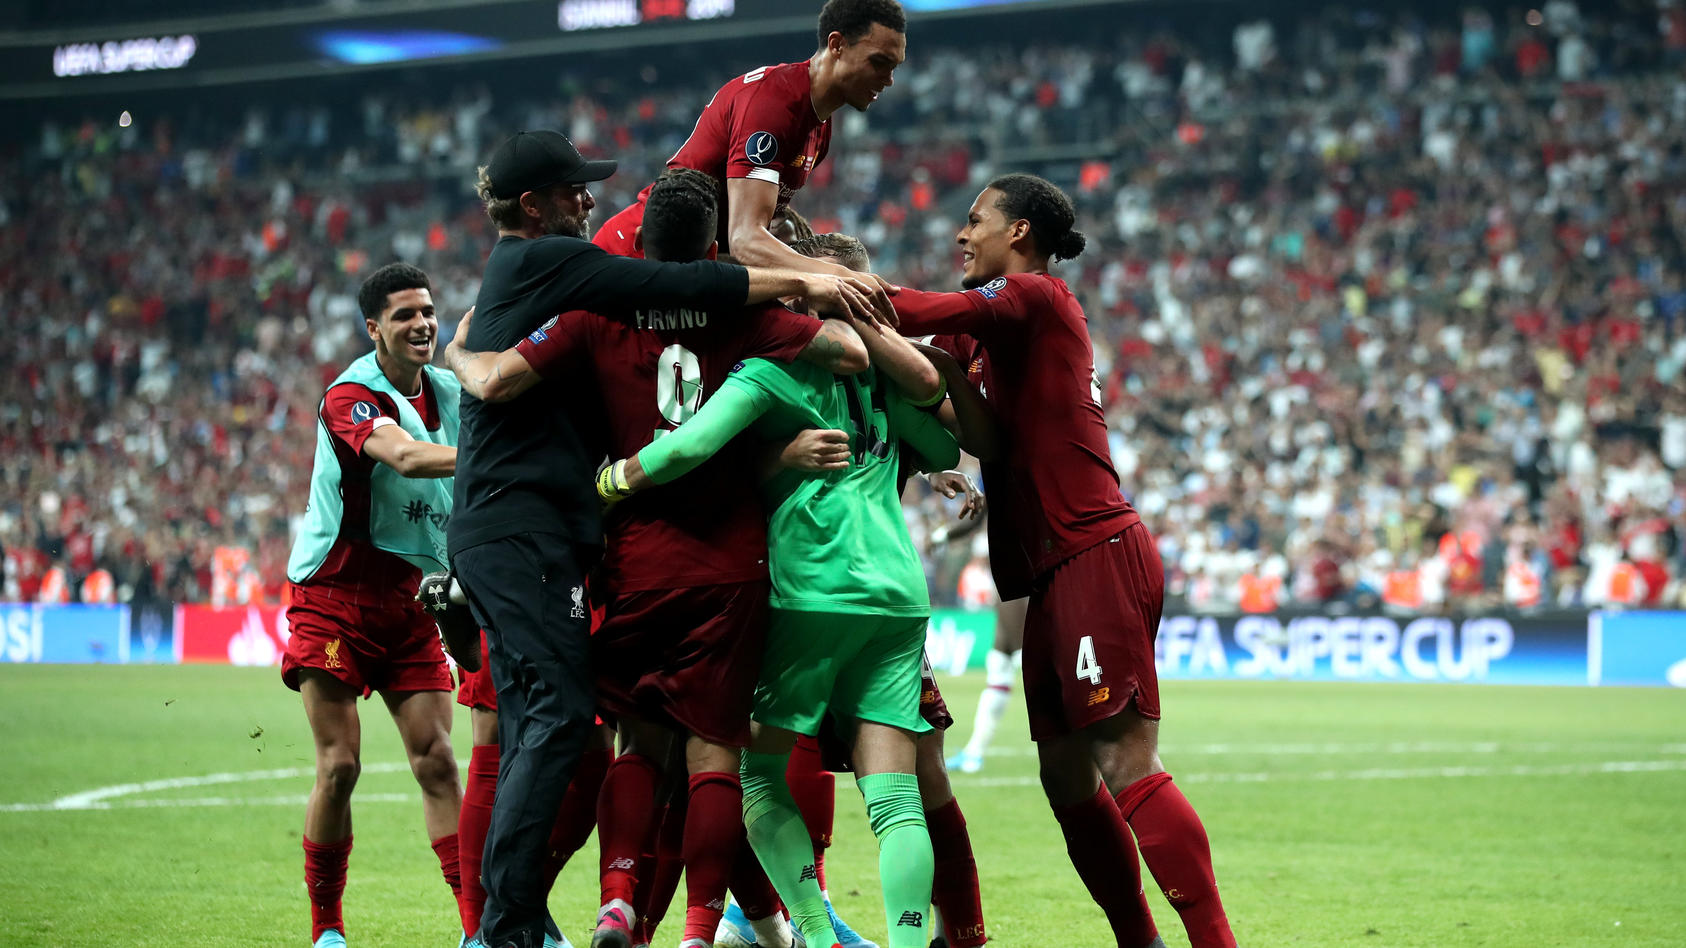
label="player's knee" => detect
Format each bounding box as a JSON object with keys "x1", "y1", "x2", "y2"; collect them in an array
[
  {"x1": 914, "y1": 740, "x2": 953, "y2": 808},
  {"x1": 317, "y1": 753, "x2": 361, "y2": 801},
  {"x1": 410, "y1": 736, "x2": 459, "y2": 791}
]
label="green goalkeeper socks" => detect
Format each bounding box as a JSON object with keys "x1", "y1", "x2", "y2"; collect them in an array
[
  {"x1": 741, "y1": 750, "x2": 838, "y2": 947},
  {"x1": 858, "y1": 771, "x2": 934, "y2": 948}
]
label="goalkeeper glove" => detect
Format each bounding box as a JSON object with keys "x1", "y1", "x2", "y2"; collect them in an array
[{"x1": 596, "y1": 459, "x2": 634, "y2": 505}]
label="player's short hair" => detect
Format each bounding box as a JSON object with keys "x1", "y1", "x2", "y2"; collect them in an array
[
  {"x1": 988, "y1": 172, "x2": 1087, "y2": 261},
  {"x1": 641, "y1": 168, "x2": 719, "y2": 262},
  {"x1": 476, "y1": 163, "x2": 525, "y2": 230},
  {"x1": 358, "y1": 263, "x2": 432, "y2": 321},
  {"x1": 817, "y1": 0, "x2": 906, "y2": 48},
  {"x1": 791, "y1": 233, "x2": 871, "y2": 272}
]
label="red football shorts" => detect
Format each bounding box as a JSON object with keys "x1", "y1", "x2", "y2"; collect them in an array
[
  {"x1": 1021, "y1": 522, "x2": 1163, "y2": 741},
  {"x1": 456, "y1": 631, "x2": 497, "y2": 711},
  {"x1": 920, "y1": 654, "x2": 954, "y2": 730},
  {"x1": 591, "y1": 200, "x2": 646, "y2": 258},
  {"x1": 282, "y1": 583, "x2": 453, "y2": 697},
  {"x1": 592, "y1": 580, "x2": 769, "y2": 748}
]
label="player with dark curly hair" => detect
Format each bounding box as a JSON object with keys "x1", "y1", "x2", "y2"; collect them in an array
[{"x1": 895, "y1": 173, "x2": 1239, "y2": 948}]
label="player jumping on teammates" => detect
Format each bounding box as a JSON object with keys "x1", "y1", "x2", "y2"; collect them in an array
[
  {"x1": 593, "y1": 0, "x2": 906, "y2": 283},
  {"x1": 442, "y1": 168, "x2": 873, "y2": 948},
  {"x1": 893, "y1": 174, "x2": 1239, "y2": 948},
  {"x1": 596, "y1": 265, "x2": 957, "y2": 948},
  {"x1": 282, "y1": 263, "x2": 466, "y2": 948}
]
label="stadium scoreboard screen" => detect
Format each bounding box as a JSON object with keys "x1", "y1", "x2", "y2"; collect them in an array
[{"x1": 4, "y1": 0, "x2": 1080, "y2": 98}]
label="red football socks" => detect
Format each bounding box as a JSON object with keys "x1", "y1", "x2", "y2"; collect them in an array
[
  {"x1": 1052, "y1": 786, "x2": 1157, "y2": 948},
  {"x1": 1115, "y1": 773, "x2": 1236, "y2": 948},
  {"x1": 926, "y1": 798, "x2": 987, "y2": 947},
  {"x1": 430, "y1": 832, "x2": 464, "y2": 931},
  {"x1": 457, "y1": 744, "x2": 499, "y2": 935},
  {"x1": 543, "y1": 744, "x2": 612, "y2": 892},
  {"x1": 302, "y1": 833, "x2": 352, "y2": 943},
  {"x1": 682, "y1": 771, "x2": 744, "y2": 943},
  {"x1": 785, "y1": 735, "x2": 835, "y2": 891},
  {"x1": 634, "y1": 798, "x2": 687, "y2": 944},
  {"x1": 598, "y1": 753, "x2": 664, "y2": 909}
]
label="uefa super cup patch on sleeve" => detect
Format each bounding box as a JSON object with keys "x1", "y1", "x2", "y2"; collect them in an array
[
  {"x1": 972, "y1": 277, "x2": 1008, "y2": 300},
  {"x1": 349, "y1": 401, "x2": 380, "y2": 424},
  {"x1": 744, "y1": 131, "x2": 779, "y2": 167},
  {"x1": 528, "y1": 314, "x2": 559, "y2": 344}
]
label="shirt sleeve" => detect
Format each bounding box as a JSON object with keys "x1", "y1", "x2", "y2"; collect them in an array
[
  {"x1": 321, "y1": 383, "x2": 394, "y2": 456},
  {"x1": 739, "y1": 303, "x2": 822, "y2": 363},
  {"x1": 724, "y1": 78, "x2": 803, "y2": 185},
  {"x1": 892, "y1": 274, "x2": 1045, "y2": 337},
  {"x1": 887, "y1": 386, "x2": 961, "y2": 474},
  {"x1": 636, "y1": 370, "x2": 775, "y2": 485},
  {"x1": 526, "y1": 237, "x2": 750, "y2": 316},
  {"x1": 514, "y1": 310, "x2": 595, "y2": 378}
]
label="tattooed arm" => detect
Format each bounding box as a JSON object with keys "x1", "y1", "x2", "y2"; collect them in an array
[{"x1": 443, "y1": 306, "x2": 553, "y2": 403}]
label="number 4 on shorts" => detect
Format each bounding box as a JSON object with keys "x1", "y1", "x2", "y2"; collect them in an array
[{"x1": 1074, "y1": 634, "x2": 1103, "y2": 684}]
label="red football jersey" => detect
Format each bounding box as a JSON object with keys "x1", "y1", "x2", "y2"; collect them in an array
[
  {"x1": 304, "y1": 378, "x2": 444, "y2": 605},
  {"x1": 516, "y1": 302, "x2": 821, "y2": 593},
  {"x1": 595, "y1": 61, "x2": 831, "y2": 257},
  {"x1": 899, "y1": 273, "x2": 1140, "y2": 585}
]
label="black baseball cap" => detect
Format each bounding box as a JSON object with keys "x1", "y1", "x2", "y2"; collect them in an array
[{"x1": 484, "y1": 130, "x2": 616, "y2": 199}]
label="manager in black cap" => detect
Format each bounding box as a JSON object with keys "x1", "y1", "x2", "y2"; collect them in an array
[{"x1": 449, "y1": 130, "x2": 888, "y2": 948}]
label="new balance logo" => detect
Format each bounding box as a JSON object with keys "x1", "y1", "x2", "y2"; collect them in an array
[
  {"x1": 896, "y1": 911, "x2": 924, "y2": 927},
  {"x1": 798, "y1": 864, "x2": 817, "y2": 883},
  {"x1": 607, "y1": 857, "x2": 636, "y2": 871}
]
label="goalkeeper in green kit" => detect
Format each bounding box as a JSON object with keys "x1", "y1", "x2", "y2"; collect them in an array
[{"x1": 597, "y1": 281, "x2": 958, "y2": 948}]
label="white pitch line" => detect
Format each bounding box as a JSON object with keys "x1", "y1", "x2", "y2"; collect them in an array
[
  {"x1": 6, "y1": 757, "x2": 1685, "y2": 814},
  {"x1": 956, "y1": 759, "x2": 1686, "y2": 788},
  {"x1": 974, "y1": 740, "x2": 1682, "y2": 758}
]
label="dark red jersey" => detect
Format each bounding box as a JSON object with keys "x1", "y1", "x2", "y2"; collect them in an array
[
  {"x1": 516, "y1": 303, "x2": 820, "y2": 593},
  {"x1": 306, "y1": 379, "x2": 443, "y2": 605},
  {"x1": 899, "y1": 273, "x2": 1140, "y2": 585},
  {"x1": 670, "y1": 60, "x2": 830, "y2": 211}
]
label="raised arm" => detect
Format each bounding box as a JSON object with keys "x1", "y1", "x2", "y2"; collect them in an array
[
  {"x1": 850, "y1": 319, "x2": 943, "y2": 406},
  {"x1": 797, "y1": 318, "x2": 869, "y2": 375},
  {"x1": 443, "y1": 305, "x2": 575, "y2": 402}
]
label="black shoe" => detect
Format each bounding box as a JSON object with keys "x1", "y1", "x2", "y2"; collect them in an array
[
  {"x1": 417, "y1": 570, "x2": 481, "y2": 672},
  {"x1": 928, "y1": 938, "x2": 950, "y2": 948}
]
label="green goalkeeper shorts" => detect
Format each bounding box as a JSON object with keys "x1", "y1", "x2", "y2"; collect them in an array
[{"x1": 753, "y1": 608, "x2": 934, "y2": 737}]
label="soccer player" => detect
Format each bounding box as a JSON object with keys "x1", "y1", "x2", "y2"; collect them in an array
[
  {"x1": 444, "y1": 168, "x2": 872, "y2": 948},
  {"x1": 893, "y1": 174, "x2": 1238, "y2": 948},
  {"x1": 596, "y1": 273, "x2": 956, "y2": 948},
  {"x1": 282, "y1": 263, "x2": 464, "y2": 948},
  {"x1": 449, "y1": 129, "x2": 889, "y2": 948},
  {"x1": 593, "y1": 0, "x2": 906, "y2": 280},
  {"x1": 781, "y1": 234, "x2": 991, "y2": 948}
]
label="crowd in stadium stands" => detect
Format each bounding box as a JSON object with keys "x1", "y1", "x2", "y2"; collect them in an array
[{"x1": 5, "y1": 0, "x2": 1685, "y2": 615}]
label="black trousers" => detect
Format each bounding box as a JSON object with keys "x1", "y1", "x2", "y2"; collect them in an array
[{"x1": 454, "y1": 532, "x2": 597, "y2": 948}]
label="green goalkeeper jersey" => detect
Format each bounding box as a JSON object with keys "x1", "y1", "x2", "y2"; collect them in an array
[{"x1": 637, "y1": 357, "x2": 959, "y2": 617}]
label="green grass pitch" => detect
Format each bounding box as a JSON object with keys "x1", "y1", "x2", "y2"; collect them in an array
[{"x1": 1, "y1": 665, "x2": 1682, "y2": 947}]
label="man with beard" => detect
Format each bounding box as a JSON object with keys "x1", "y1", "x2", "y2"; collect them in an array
[{"x1": 449, "y1": 130, "x2": 889, "y2": 948}]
